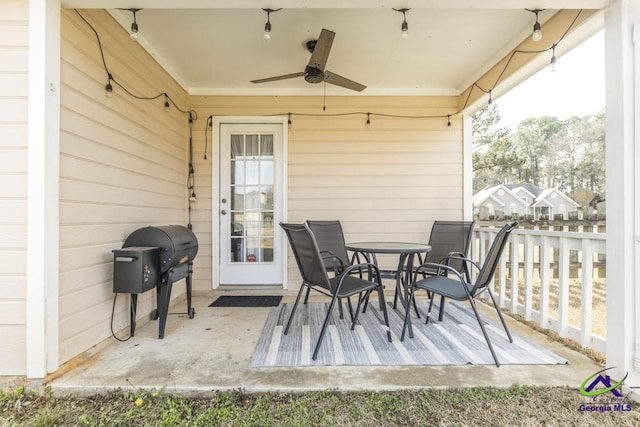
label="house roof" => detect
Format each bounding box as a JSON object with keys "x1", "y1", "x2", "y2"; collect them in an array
[
  {"x1": 505, "y1": 183, "x2": 544, "y2": 197},
  {"x1": 472, "y1": 184, "x2": 529, "y2": 207},
  {"x1": 532, "y1": 188, "x2": 581, "y2": 208},
  {"x1": 64, "y1": 1, "x2": 605, "y2": 98}
]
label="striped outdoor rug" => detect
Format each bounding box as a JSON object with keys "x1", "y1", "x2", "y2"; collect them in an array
[{"x1": 250, "y1": 300, "x2": 568, "y2": 367}]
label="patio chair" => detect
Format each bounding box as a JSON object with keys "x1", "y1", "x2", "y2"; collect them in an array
[
  {"x1": 280, "y1": 222, "x2": 392, "y2": 360},
  {"x1": 306, "y1": 220, "x2": 353, "y2": 276},
  {"x1": 401, "y1": 221, "x2": 518, "y2": 367},
  {"x1": 306, "y1": 220, "x2": 357, "y2": 319},
  {"x1": 415, "y1": 220, "x2": 476, "y2": 321},
  {"x1": 386, "y1": 220, "x2": 475, "y2": 319}
]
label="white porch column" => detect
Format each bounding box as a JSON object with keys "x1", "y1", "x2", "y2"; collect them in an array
[
  {"x1": 605, "y1": 0, "x2": 640, "y2": 388},
  {"x1": 27, "y1": 0, "x2": 60, "y2": 377},
  {"x1": 463, "y1": 115, "x2": 473, "y2": 221}
]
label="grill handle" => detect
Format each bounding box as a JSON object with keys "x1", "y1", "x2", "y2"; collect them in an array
[{"x1": 115, "y1": 256, "x2": 137, "y2": 263}]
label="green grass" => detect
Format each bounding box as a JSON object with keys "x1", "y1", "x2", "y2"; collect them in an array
[{"x1": 2, "y1": 385, "x2": 640, "y2": 426}]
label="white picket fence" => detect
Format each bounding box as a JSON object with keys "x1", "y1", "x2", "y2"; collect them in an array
[{"x1": 473, "y1": 226, "x2": 607, "y2": 354}]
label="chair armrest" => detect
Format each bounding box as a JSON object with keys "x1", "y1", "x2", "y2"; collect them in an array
[
  {"x1": 320, "y1": 251, "x2": 345, "y2": 275},
  {"x1": 412, "y1": 261, "x2": 470, "y2": 285},
  {"x1": 439, "y1": 254, "x2": 480, "y2": 272},
  {"x1": 337, "y1": 262, "x2": 382, "y2": 289}
]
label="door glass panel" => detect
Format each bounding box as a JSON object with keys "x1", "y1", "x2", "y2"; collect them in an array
[
  {"x1": 262, "y1": 237, "x2": 274, "y2": 262},
  {"x1": 227, "y1": 132, "x2": 276, "y2": 264}
]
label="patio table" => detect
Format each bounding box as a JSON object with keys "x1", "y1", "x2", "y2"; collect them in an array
[{"x1": 344, "y1": 242, "x2": 431, "y2": 338}]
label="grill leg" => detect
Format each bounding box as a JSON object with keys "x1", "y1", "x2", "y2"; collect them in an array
[
  {"x1": 130, "y1": 294, "x2": 138, "y2": 337},
  {"x1": 156, "y1": 279, "x2": 173, "y2": 339},
  {"x1": 186, "y1": 263, "x2": 195, "y2": 319}
]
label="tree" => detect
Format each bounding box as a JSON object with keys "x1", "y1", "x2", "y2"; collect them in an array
[
  {"x1": 471, "y1": 104, "x2": 511, "y2": 192},
  {"x1": 511, "y1": 116, "x2": 563, "y2": 186},
  {"x1": 472, "y1": 105, "x2": 606, "y2": 209}
]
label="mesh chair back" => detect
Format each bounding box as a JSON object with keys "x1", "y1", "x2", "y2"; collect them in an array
[
  {"x1": 306, "y1": 220, "x2": 350, "y2": 271},
  {"x1": 426, "y1": 220, "x2": 475, "y2": 273},
  {"x1": 280, "y1": 223, "x2": 332, "y2": 292},
  {"x1": 472, "y1": 221, "x2": 519, "y2": 294}
]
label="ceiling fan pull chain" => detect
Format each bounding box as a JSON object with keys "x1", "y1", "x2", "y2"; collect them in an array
[{"x1": 323, "y1": 82, "x2": 326, "y2": 111}]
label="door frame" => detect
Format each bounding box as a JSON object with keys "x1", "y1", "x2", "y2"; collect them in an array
[{"x1": 211, "y1": 116, "x2": 288, "y2": 289}]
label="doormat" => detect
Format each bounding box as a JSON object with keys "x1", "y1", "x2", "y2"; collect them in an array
[{"x1": 209, "y1": 295, "x2": 283, "y2": 308}]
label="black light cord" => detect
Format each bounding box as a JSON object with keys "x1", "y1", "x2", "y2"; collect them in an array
[
  {"x1": 268, "y1": 10, "x2": 585, "y2": 124},
  {"x1": 459, "y1": 9, "x2": 584, "y2": 112},
  {"x1": 110, "y1": 294, "x2": 133, "y2": 342},
  {"x1": 75, "y1": 9, "x2": 111, "y2": 82},
  {"x1": 75, "y1": 9, "x2": 197, "y2": 119},
  {"x1": 187, "y1": 115, "x2": 196, "y2": 229},
  {"x1": 204, "y1": 115, "x2": 213, "y2": 160}
]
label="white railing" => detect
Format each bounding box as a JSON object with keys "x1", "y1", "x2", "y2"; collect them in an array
[{"x1": 472, "y1": 226, "x2": 607, "y2": 354}]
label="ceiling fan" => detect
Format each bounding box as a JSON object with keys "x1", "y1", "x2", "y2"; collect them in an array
[{"x1": 251, "y1": 29, "x2": 366, "y2": 92}]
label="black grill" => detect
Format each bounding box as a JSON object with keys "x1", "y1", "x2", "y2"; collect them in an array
[{"x1": 113, "y1": 225, "x2": 198, "y2": 339}]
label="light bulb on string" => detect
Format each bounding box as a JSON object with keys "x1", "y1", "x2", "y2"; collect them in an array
[
  {"x1": 117, "y1": 8, "x2": 142, "y2": 41},
  {"x1": 550, "y1": 45, "x2": 558, "y2": 71},
  {"x1": 262, "y1": 8, "x2": 281, "y2": 41},
  {"x1": 263, "y1": 22, "x2": 271, "y2": 40},
  {"x1": 394, "y1": 8, "x2": 410, "y2": 40},
  {"x1": 164, "y1": 94, "x2": 170, "y2": 112},
  {"x1": 366, "y1": 113, "x2": 371, "y2": 127},
  {"x1": 287, "y1": 113, "x2": 292, "y2": 129},
  {"x1": 526, "y1": 9, "x2": 544, "y2": 42},
  {"x1": 130, "y1": 21, "x2": 138, "y2": 40},
  {"x1": 105, "y1": 81, "x2": 113, "y2": 98},
  {"x1": 447, "y1": 115, "x2": 452, "y2": 128}
]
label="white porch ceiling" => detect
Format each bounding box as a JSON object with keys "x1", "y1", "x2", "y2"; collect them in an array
[{"x1": 63, "y1": 0, "x2": 609, "y2": 96}]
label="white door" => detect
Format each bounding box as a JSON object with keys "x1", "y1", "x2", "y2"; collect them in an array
[{"x1": 218, "y1": 123, "x2": 284, "y2": 285}]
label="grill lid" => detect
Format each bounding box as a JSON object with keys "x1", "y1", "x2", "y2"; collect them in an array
[{"x1": 123, "y1": 225, "x2": 198, "y2": 273}]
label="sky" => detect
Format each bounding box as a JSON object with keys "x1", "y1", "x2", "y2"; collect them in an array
[{"x1": 495, "y1": 30, "x2": 605, "y2": 131}]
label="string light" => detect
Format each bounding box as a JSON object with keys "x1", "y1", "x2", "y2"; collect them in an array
[
  {"x1": 105, "y1": 79, "x2": 113, "y2": 98},
  {"x1": 117, "y1": 8, "x2": 142, "y2": 41},
  {"x1": 262, "y1": 8, "x2": 282, "y2": 40},
  {"x1": 164, "y1": 93, "x2": 170, "y2": 111},
  {"x1": 393, "y1": 8, "x2": 410, "y2": 40},
  {"x1": 550, "y1": 44, "x2": 558, "y2": 71},
  {"x1": 80, "y1": 7, "x2": 582, "y2": 136},
  {"x1": 526, "y1": 9, "x2": 544, "y2": 42}
]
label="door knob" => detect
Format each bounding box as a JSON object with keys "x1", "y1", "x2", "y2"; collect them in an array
[{"x1": 221, "y1": 209, "x2": 227, "y2": 215}]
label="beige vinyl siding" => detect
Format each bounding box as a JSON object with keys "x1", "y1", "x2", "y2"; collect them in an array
[
  {"x1": 0, "y1": 0, "x2": 28, "y2": 375},
  {"x1": 189, "y1": 95, "x2": 464, "y2": 290},
  {"x1": 59, "y1": 10, "x2": 189, "y2": 363}
]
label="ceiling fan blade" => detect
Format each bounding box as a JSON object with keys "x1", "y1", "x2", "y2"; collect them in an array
[
  {"x1": 324, "y1": 71, "x2": 366, "y2": 92},
  {"x1": 308, "y1": 29, "x2": 335, "y2": 71},
  {"x1": 251, "y1": 72, "x2": 305, "y2": 84}
]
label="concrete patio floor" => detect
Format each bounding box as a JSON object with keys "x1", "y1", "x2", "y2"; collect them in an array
[{"x1": 41, "y1": 291, "x2": 602, "y2": 396}]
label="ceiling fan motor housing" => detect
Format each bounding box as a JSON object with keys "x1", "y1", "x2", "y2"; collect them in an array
[{"x1": 304, "y1": 66, "x2": 325, "y2": 84}]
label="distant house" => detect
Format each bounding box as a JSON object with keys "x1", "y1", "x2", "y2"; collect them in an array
[{"x1": 473, "y1": 184, "x2": 580, "y2": 220}]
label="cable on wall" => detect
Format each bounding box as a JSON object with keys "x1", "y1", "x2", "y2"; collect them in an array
[{"x1": 76, "y1": 9, "x2": 200, "y2": 229}]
